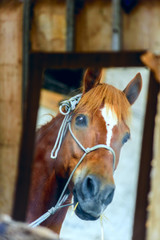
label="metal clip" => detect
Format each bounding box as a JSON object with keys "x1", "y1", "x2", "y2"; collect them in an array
[{"x1": 59, "y1": 94, "x2": 82, "y2": 115}]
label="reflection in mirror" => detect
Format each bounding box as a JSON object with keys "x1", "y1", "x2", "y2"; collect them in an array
[
  {"x1": 37, "y1": 68, "x2": 84, "y2": 127},
  {"x1": 35, "y1": 68, "x2": 149, "y2": 240}
]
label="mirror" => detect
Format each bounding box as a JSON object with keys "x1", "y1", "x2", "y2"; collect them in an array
[{"x1": 35, "y1": 67, "x2": 149, "y2": 240}]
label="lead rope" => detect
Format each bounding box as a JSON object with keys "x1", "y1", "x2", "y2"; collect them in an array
[
  {"x1": 50, "y1": 114, "x2": 70, "y2": 159},
  {"x1": 29, "y1": 94, "x2": 116, "y2": 228},
  {"x1": 29, "y1": 94, "x2": 82, "y2": 228}
]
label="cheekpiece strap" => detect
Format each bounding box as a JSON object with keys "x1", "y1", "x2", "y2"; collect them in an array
[{"x1": 50, "y1": 94, "x2": 82, "y2": 159}]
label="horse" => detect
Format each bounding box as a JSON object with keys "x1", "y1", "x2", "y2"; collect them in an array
[{"x1": 26, "y1": 68, "x2": 142, "y2": 234}]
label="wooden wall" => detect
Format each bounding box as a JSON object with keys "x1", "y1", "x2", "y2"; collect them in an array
[
  {"x1": 31, "y1": 0, "x2": 160, "y2": 52},
  {"x1": 0, "y1": 1, "x2": 22, "y2": 215},
  {"x1": 31, "y1": 0, "x2": 66, "y2": 52},
  {"x1": 75, "y1": 0, "x2": 112, "y2": 51},
  {"x1": 123, "y1": 0, "x2": 160, "y2": 52}
]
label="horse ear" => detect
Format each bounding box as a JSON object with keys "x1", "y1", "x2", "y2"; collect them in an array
[
  {"x1": 83, "y1": 68, "x2": 102, "y2": 93},
  {"x1": 123, "y1": 73, "x2": 142, "y2": 105}
]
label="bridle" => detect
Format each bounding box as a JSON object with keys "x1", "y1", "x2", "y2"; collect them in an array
[{"x1": 29, "y1": 94, "x2": 116, "y2": 228}]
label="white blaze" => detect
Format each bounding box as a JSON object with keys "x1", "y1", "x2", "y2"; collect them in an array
[{"x1": 101, "y1": 105, "x2": 118, "y2": 146}]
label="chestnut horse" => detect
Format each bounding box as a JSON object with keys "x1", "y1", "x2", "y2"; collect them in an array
[{"x1": 27, "y1": 69, "x2": 142, "y2": 234}]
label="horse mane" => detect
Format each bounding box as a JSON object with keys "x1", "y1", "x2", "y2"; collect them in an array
[{"x1": 75, "y1": 83, "x2": 131, "y2": 121}]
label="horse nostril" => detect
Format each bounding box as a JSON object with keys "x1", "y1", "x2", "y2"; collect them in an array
[
  {"x1": 81, "y1": 175, "x2": 100, "y2": 198},
  {"x1": 103, "y1": 185, "x2": 115, "y2": 206}
]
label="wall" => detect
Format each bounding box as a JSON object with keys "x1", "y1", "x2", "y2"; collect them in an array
[
  {"x1": 31, "y1": 0, "x2": 160, "y2": 52},
  {"x1": 31, "y1": 0, "x2": 66, "y2": 52},
  {"x1": 0, "y1": 1, "x2": 22, "y2": 215}
]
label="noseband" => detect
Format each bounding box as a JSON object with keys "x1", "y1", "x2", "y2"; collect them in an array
[{"x1": 29, "y1": 94, "x2": 116, "y2": 228}]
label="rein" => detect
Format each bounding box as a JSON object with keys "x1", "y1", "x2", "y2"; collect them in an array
[{"x1": 29, "y1": 94, "x2": 116, "y2": 228}]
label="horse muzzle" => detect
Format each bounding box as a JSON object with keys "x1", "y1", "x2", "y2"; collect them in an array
[{"x1": 73, "y1": 174, "x2": 115, "y2": 220}]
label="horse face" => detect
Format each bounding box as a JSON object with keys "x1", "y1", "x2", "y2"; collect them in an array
[
  {"x1": 70, "y1": 107, "x2": 129, "y2": 220},
  {"x1": 67, "y1": 69, "x2": 142, "y2": 221}
]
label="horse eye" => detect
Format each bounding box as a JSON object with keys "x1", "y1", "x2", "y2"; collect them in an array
[
  {"x1": 75, "y1": 114, "x2": 88, "y2": 127},
  {"x1": 122, "y1": 133, "x2": 130, "y2": 145}
]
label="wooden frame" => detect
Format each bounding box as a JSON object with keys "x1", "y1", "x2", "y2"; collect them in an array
[
  {"x1": 12, "y1": 51, "x2": 159, "y2": 240},
  {"x1": 132, "y1": 71, "x2": 159, "y2": 239}
]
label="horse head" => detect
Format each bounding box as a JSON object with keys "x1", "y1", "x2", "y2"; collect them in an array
[{"x1": 54, "y1": 68, "x2": 142, "y2": 221}]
